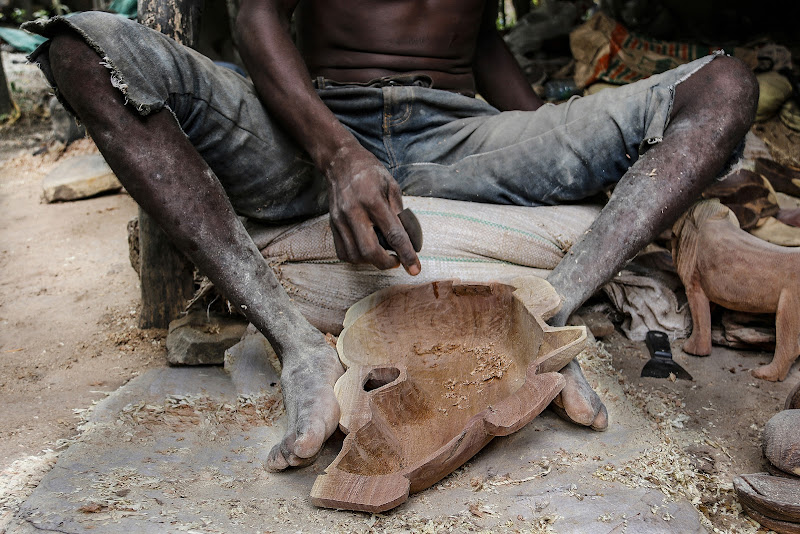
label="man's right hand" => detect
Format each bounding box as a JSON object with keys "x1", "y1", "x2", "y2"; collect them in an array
[{"x1": 324, "y1": 144, "x2": 421, "y2": 276}]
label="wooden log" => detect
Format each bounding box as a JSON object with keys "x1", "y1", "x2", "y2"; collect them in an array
[
  {"x1": 137, "y1": 207, "x2": 195, "y2": 329},
  {"x1": 135, "y1": 0, "x2": 204, "y2": 328},
  {"x1": 1, "y1": 53, "x2": 15, "y2": 119}
]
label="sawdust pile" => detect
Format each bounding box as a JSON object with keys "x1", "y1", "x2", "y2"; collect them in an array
[
  {"x1": 119, "y1": 393, "x2": 284, "y2": 430},
  {"x1": 579, "y1": 341, "x2": 765, "y2": 533},
  {"x1": 0, "y1": 451, "x2": 58, "y2": 530}
]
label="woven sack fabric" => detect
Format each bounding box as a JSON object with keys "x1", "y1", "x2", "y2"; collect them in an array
[{"x1": 249, "y1": 196, "x2": 601, "y2": 334}]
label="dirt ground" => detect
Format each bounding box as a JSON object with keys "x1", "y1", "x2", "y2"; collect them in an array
[
  {"x1": 1, "y1": 50, "x2": 799, "y2": 532},
  {"x1": 0, "y1": 52, "x2": 163, "y2": 472}
]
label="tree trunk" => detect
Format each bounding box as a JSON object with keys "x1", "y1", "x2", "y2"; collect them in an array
[
  {"x1": 1, "y1": 53, "x2": 15, "y2": 119},
  {"x1": 138, "y1": 0, "x2": 203, "y2": 45},
  {"x1": 135, "y1": 0, "x2": 203, "y2": 329}
]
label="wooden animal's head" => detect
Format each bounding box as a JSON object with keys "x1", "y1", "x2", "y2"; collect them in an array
[{"x1": 672, "y1": 199, "x2": 740, "y2": 257}]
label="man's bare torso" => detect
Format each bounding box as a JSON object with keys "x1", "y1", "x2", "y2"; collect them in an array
[{"x1": 295, "y1": 0, "x2": 488, "y2": 94}]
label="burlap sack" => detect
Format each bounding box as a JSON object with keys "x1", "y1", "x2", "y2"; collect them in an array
[{"x1": 248, "y1": 196, "x2": 601, "y2": 334}]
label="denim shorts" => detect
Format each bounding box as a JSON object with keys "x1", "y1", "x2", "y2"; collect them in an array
[{"x1": 26, "y1": 12, "x2": 717, "y2": 223}]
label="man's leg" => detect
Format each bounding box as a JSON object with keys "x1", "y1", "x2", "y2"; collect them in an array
[
  {"x1": 47, "y1": 32, "x2": 343, "y2": 470},
  {"x1": 547, "y1": 56, "x2": 758, "y2": 426}
]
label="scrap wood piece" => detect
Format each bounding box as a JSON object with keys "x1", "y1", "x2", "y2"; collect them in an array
[
  {"x1": 734, "y1": 473, "x2": 800, "y2": 527},
  {"x1": 310, "y1": 277, "x2": 587, "y2": 513},
  {"x1": 763, "y1": 410, "x2": 800, "y2": 477},
  {"x1": 756, "y1": 157, "x2": 800, "y2": 198}
]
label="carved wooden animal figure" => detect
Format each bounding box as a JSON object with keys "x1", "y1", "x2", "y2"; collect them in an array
[{"x1": 672, "y1": 199, "x2": 800, "y2": 381}]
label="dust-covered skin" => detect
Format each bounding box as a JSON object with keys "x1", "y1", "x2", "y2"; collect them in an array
[
  {"x1": 47, "y1": 33, "x2": 343, "y2": 470},
  {"x1": 44, "y1": 0, "x2": 757, "y2": 465},
  {"x1": 548, "y1": 57, "x2": 758, "y2": 326},
  {"x1": 324, "y1": 146, "x2": 420, "y2": 275},
  {"x1": 550, "y1": 359, "x2": 608, "y2": 431}
]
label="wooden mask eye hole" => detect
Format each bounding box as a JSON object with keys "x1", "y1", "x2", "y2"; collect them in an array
[{"x1": 362, "y1": 367, "x2": 400, "y2": 392}]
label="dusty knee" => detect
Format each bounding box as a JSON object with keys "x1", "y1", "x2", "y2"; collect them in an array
[
  {"x1": 674, "y1": 56, "x2": 759, "y2": 132},
  {"x1": 703, "y1": 56, "x2": 759, "y2": 118}
]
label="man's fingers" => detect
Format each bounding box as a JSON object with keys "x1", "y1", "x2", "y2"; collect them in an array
[
  {"x1": 330, "y1": 214, "x2": 358, "y2": 263},
  {"x1": 354, "y1": 222, "x2": 401, "y2": 270},
  {"x1": 333, "y1": 208, "x2": 399, "y2": 269},
  {"x1": 398, "y1": 208, "x2": 423, "y2": 252},
  {"x1": 373, "y1": 211, "x2": 420, "y2": 275}
]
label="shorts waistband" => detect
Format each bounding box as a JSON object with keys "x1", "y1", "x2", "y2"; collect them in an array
[{"x1": 312, "y1": 73, "x2": 434, "y2": 90}]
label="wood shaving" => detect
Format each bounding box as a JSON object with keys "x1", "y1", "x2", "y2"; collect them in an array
[
  {"x1": 436, "y1": 342, "x2": 510, "y2": 409},
  {"x1": 119, "y1": 392, "x2": 283, "y2": 430}
]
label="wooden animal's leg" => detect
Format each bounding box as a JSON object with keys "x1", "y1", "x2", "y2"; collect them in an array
[
  {"x1": 752, "y1": 289, "x2": 800, "y2": 381},
  {"x1": 683, "y1": 280, "x2": 713, "y2": 356}
]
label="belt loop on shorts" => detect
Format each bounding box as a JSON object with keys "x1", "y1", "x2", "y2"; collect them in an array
[{"x1": 313, "y1": 76, "x2": 326, "y2": 89}]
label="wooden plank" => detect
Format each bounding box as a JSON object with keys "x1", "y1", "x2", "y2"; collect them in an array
[{"x1": 137, "y1": 207, "x2": 195, "y2": 329}]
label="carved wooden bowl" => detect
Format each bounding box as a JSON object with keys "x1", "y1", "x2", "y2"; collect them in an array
[{"x1": 310, "y1": 277, "x2": 587, "y2": 512}]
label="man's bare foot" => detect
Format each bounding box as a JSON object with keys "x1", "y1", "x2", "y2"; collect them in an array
[
  {"x1": 267, "y1": 340, "x2": 344, "y2": 471},
  {"x1": 550, "y1": 359, "x2": 608, "y2": 431},
  {"x1": 545, "y1": 293, "x2": 608, "y2": 430}
]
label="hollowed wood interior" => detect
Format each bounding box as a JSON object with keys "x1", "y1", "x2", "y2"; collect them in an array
[{"x1": 336, "y1": 281, "x2": 547, "y2": 474}]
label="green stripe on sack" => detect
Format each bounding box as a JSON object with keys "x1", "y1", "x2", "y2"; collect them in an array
[
  {"x1": 420, "y1": 255, "x2": 513, "y2": 265},
  {"x1": 412, "y1": 210, "x2": 564, "y2": 252},
  {"x1": 299, "y1": 256, "x2": 536, "y2": 267}
]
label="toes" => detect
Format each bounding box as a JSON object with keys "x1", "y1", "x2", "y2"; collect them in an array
[
  {"x1": 266, "y1": 432, "x2": 318, "y2": 472},
  {"x1": 293, "y1": 417, "x2": 329, "y2": 459},
  {"x1": 279, "y1": 433, "x2": 312, "y2": 467},
  {"x1": 590, "y1": 404, "x2": 609, "y2": 431},
  {"x1": 563, "y1": 382, "x2": 602, "y2": 426},
  {"x1": 551, "y1": 359, "x2": 608, "y2": 429},
  {"x1": 266, "y1": 442, "x2": 290, "y2": 472},
  {"x1": 292, "y1": 388, "x2": 340, "y2": 459},
  {"x1": 560, "y1": 388, "x2": 600, "y2": 426}
]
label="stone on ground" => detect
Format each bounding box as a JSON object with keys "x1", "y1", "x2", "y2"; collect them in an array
[
  {"x1": 42, "y1": 154, "x2": 122, "y2": 202},
  {"x1": 166, "y1": 311, "x2": 248, "y2": 365}
]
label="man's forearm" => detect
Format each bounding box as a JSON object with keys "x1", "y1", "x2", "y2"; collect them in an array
[
  {"x1": 235, "y1": 0, "x2": 359, "y2": 172},
  {"x1": 234, "y1": 1, "x2": 421, "y2": 274}
]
